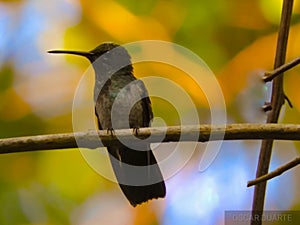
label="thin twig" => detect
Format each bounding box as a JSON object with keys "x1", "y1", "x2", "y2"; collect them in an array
[
  {"x1": 248, "y1": 157, "x2": 300, "y2": 187},
  {"x1": 263, "y1": 56, "x2": 300, "y2": 82},
  {"x1": 284, "y1": 94, "x2": 294, "y2": 108},
  {"x1": 1, "y1": 124, "x2": 300, "y2": 154},
  {"x1": 251, "y1": 1, "x2": 294, "y2": 225}
]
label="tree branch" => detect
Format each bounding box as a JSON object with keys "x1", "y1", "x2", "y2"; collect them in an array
[
  {"x1": 251, "y1": 1, "x2": 294, "y2": 224},
  {"x1": 1, "y1": 124, "x2": 300, "y2": 154},
  {"x1": 248, "y1": 157, "x2": 300, "y2": 187},
  {"x1": 263, "y1": 56, "x2": 300, "y2": 82}
]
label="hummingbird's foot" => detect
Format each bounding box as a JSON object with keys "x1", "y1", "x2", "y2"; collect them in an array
[
  {"x1": 132, "y1": 127, "x2": 140, "y2": 136},
  {"x1": 107, "y1": 127, "x2": 115, "y2": 136}
]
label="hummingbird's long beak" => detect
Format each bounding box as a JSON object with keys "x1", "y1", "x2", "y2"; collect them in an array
[{"x1": 47, "y1": 50, "x2": 94, "y2": 58}]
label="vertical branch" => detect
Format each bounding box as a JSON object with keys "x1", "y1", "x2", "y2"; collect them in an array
[{"x1": 251, "y1": 1, "x2": 294, "y2": 225}]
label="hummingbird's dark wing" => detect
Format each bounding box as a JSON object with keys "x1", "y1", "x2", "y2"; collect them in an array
[
  {"x1": 95, "y1": 79, "x2": 165, "y2": 206},
  {"x1": 135, "y1": 80, "x2": 153, "y2": 127},
  {"x1": 112, "y1": 79, "x2": 165, "y2": 206},
  {"x1": 95, "y1": 109, "x2": 103, "y2": 130}
]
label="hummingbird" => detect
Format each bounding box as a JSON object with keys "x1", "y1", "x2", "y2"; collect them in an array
[{"x1": 48, "y1": 43, "x2": 166, "y2": 206}]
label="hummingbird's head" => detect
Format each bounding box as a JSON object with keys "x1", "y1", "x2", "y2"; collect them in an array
[
  {"x1": 48, "y1": 42, "x2": 133, "y2": 76},
  {"x1": 88, "y1": 43, "x2": 123, "y2": 62}
]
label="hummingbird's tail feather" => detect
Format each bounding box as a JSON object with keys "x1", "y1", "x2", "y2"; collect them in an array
[{"x1": 107, "y1": 143, "x2": 166, "y2": 207}]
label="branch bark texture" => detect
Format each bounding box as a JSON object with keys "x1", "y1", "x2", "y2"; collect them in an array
[{"x1": 1, "y1": 124, "x2": 300, "y2": 154}]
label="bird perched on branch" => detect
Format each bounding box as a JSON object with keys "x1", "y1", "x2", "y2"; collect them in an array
[{"x1": 48, "y1": 43, "x2": 166, "y2": 206}]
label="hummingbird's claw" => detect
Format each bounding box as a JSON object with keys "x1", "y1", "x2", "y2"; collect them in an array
[
  {"x1": 132, "y1": 127, "x2": 140, "y2": 136},
  {"x1": 107, "y1": 127, "x2": 115, "y2": 136}
]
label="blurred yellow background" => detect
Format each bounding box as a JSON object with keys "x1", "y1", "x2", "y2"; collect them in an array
[{"x1": 1, "y1": 0, "x2": 300, "y2": 224}]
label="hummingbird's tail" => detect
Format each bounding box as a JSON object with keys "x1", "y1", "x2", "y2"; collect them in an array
[{"x1": 107, "y1": 143, "x2": 166, "y2": 206}]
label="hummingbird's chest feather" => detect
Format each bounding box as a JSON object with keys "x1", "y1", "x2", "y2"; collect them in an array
[{"x1": 95, "y1": 76, "x2": 145, "y2": 129}]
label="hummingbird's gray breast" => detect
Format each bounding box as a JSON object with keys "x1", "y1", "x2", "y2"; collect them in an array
[{"x1": 95, "y1": 76, "x2": 152, "y2": 130}]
